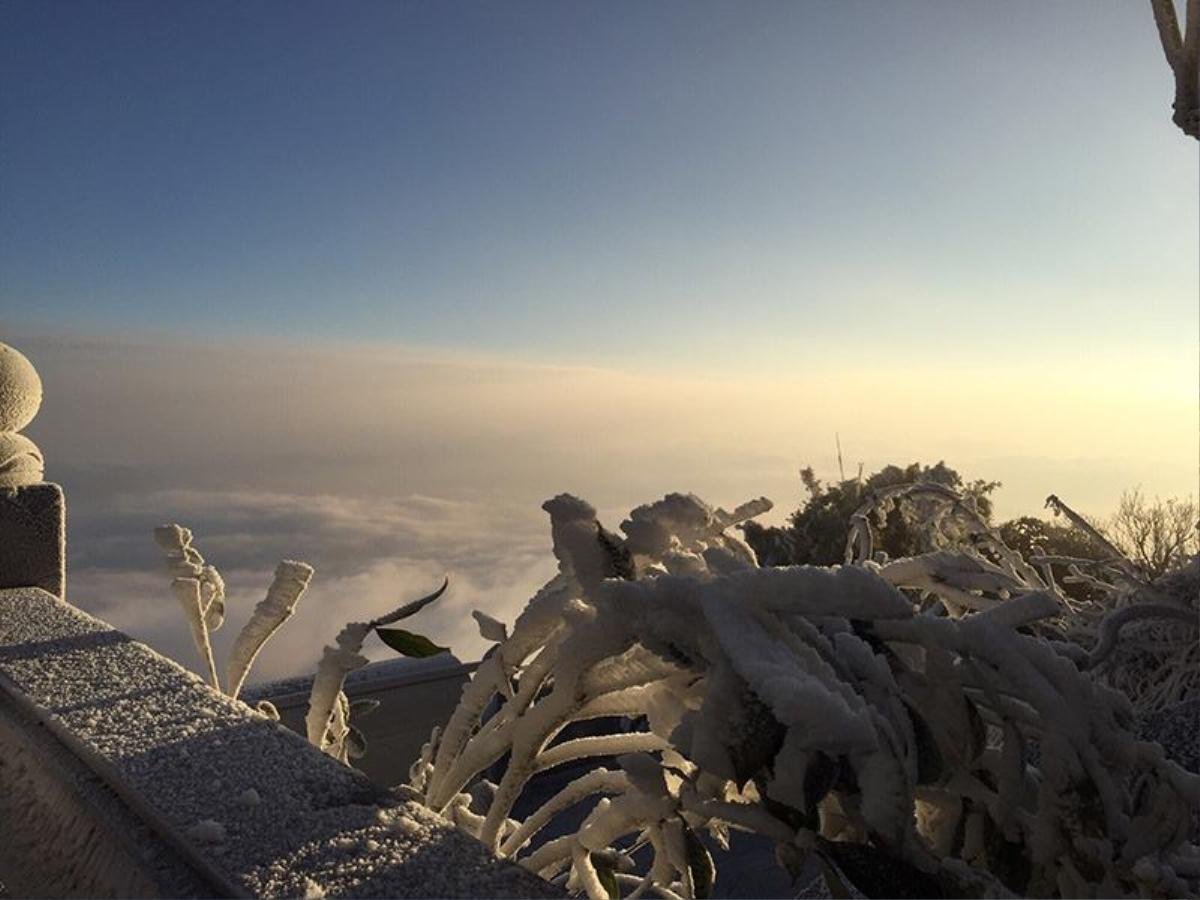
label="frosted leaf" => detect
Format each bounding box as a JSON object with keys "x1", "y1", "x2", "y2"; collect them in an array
[
  {"x1": 226, "y1": 560, "x2": 314, "y2": 699},
  {"x1": 472, "y1": 610, "x2": 509, "y2": 643},
  {"x1": 617, "y1": 752, "x2": 668, "y2": 796},
  {"x1": 255, "y1": 700, "x2": 280, "y2": 721}
]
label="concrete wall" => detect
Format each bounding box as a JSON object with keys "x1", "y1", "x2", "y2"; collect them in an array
[
  {"x1": 247, "y1": 658, "x2": 473, "y2": 789},
  {"x1": 0, "y1": 483, "x2": 65, "y2": 598},
  {"x1": 0, "y1": 587, "x2": 557, "y2": 898}
]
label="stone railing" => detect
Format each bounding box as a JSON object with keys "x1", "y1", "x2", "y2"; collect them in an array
[
  {"x1": 0, "y1": 341, "x2": 557, "y2": 898},
  {"x1": 0, "y1": 342, "x2": 63, "y2": 597},
  {"x1": 245, "y1": 656, "x2": 476, "y2": 789}
]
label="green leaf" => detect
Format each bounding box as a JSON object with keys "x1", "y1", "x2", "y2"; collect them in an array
[
  {"x1": 589, "y1": 853, "x2": 620, "y2": 900},
  {"x1": 350, "y1": 698, "x2": 381, "y2": 719},
  {"x1": 371, "y1": 576, "x2": 450, "y2": 628},
  {"x1": 681, "y1": 820, "x2": 716, "y2": 899},
  {"x1": 376, "y1": 628, "x2": 449, "y2": 658},
  {"x1": 346, "y1": 725, "x2": 368, "y2": 759}
]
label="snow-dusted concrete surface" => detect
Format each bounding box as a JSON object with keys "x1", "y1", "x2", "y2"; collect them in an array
[
  {"x1": 0, "y1": 483, "x2": 64, "y2": 597},
  {"x1": 0, "y1": 587, "x2": 558, "y2": 898},
  {"x1": 0, "y1": 683, "x2": 216, "y2": 897}
]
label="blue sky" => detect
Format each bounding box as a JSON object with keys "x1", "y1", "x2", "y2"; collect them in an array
[
  {"x1": 3, "y1": 2, "x2": 1196, "y2": 675},
  {"x1": 3, "y1": 1, "x2": 1195, "y2": 369}
]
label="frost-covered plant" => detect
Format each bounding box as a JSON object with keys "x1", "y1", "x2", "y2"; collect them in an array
[
  {"x1": 154, "y1": 523, "x2": 449, "y2": 761},
  {"x1": 305, "y1": 577, "x2": 448, "y2": 762},
  {"x1": 406, "y1": 492, "x2": 1200, "y2": 899},
  {"x1": 155, "y1": 523, "x2": 313, "y2": 704},
  {"x1": 841, "y1": 485, "x2": 1198, "y2": 714}
]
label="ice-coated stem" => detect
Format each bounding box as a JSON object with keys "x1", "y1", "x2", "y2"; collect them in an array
[
  {"x1": 305, "y1": 621, "x2": 372, "y2": 750},
  {"x1": 226, "y1": 560, "x2": 314, "y2": 699},
  {"x1": 304, "y1": 578, "x2": 448, "y2": 755},
  {"x1": 171, "y1": 577, "x2": 221, "y2": 691}
]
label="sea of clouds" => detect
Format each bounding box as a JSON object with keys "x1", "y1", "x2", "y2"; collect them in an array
[{"x1": 13, "y1": 329, "x2": 1194, "y2": 684}]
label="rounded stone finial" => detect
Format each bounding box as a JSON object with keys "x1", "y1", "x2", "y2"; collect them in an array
[{"x1": 0, "y1": 342, "x2": 43, "y2": 433}]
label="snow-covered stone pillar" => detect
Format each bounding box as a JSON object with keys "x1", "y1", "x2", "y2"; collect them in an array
[{"x1": 0, "y1": 341, "x2": 65, "y2": 598}]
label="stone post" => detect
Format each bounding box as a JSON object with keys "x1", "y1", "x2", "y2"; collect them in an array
[{"x1": 0, "y1": 342, "x2": 65, "y2": 598}]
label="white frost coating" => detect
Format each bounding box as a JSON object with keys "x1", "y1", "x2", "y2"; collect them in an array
[
  {"x1": 701, "y1": 592, "x2": 877, "y2": 754},
  {"x1": 408, "y1": 487, "x2": 1200, "y2": 899},
  {"x1": 0, "y1": 431, "x2": 44, "y2": 487},
  {"x1": 236, "y1": 788, "x2": 261, "y2": 807},
  {"x1": 621, "y1": 493, "x2": 719, "y2": 557},
  {"x1": 305, "y1": 578, "x2": 449, "y2": 759},
  {"x1": 153, "y1": 523, "x2": 387, "y2": 758},
  {"x1": 154, "y1": 523, "x2": 226, "y2": 632},
  {"x1": 255, "y1": 700, "x2": 280, "y2": 721},
  {"x1": 472, "y1": 610, "x2": 508, "y2": 643},
  {"x1": 0, "y1": 341, "x2": 43, "y2": 433},
  {"x1": 226, "y1": 560, "x2": 314, "y2": 699},
  {"x1": 0, "y1": 342, "x2": 45, "y2": 486},
  {"x1": 170, "y1": 577, "x2": 221, "y2": 690},
  {"x1": 305, "y1": 623, "x2": 372, "y2": 754},
  {"x1": 543, "y1": 494, "x2": 610, "y2": 592},
  {"x1": 154, "y1": 524, "x2": 204, "y2": 578},
  {"x1": 185, "y1": 819, "x2": 226, "y2": 844}
]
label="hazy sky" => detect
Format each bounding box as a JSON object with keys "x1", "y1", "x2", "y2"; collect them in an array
[{"x1": 2, "y1": 2, "x2": 1196, "y2": 680}]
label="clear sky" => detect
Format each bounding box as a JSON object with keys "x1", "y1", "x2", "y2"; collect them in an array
[
  {"x1": 2, "y1": 2, "x2": 1196, "y2": 677},
  {"x1": 3, "y1": 1, "x2": 1196, "y2": 368}
]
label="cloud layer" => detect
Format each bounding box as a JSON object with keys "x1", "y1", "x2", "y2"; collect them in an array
[
  {"x1": 73, "y1": 487, "x2": 559, "y2": 683},
  {"x1": 9, "y1": 329, "x2": 1195, "y2": 683}
]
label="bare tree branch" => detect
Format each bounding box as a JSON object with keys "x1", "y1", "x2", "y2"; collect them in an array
[{"x1": 1150, "y1": 0, "x2": 1200, "y2": 138}]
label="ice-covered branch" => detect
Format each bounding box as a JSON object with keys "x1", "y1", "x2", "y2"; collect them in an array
[
  {"x1": 406, "y1": 489, "x2": 1199, "y2": 898},
  {"x1": 170, "y1": 576, "x2": 221, "y2": 690},
  {"x1": 227, "y1": 560, "x2": 314, "y2": 699},
  {"x1": 306, "y1": 578, "x2": 450, "y2": 760}
]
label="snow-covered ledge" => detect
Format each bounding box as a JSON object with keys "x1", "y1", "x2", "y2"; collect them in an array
[{"x1": 0, "y1": 586, "x2": 558, "y2": 898}]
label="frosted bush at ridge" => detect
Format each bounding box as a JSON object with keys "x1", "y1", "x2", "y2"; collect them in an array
[
  {"x1": 844, "y1": 483, "x2": 1199, "y2": 714},
  {"x1": 408, "y1": 490, "x2": 1200, "y2": 899}
]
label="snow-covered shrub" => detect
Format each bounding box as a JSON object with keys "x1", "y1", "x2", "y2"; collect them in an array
[
  {"x1": 407, "y1": 491, "x2": 1200, "y2": 899},
  {"x1": 842, "y1": 485, "x2": 1198, "y2": 714}
]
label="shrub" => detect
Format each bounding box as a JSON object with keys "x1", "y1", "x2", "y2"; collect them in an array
[{"x1": 406, "y1": 489, "x2": 1200, "y2": 898}]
